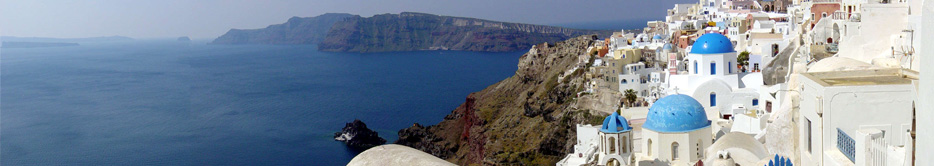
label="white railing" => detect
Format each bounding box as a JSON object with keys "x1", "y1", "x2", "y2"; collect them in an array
[
  {"x1": 867, "y1": 136, "x2": 888, "y2": 166},
  {"x1": 832, "y1": 11, "x2": 861, "y2": 22},
  {"x1": 832, "y1": 11, "x2": 848, "y2": 20},
  {"x1": 855, "y1": 129, "x2": 891, "y2": 166}
]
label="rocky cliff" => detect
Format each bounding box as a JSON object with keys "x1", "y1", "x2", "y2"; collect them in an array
[
  {"x1": 394, "y1": 35, "x2": 618, "y2": 165},
  {"x1": 211, "y1": 13, "x2": 354, "y2": 45},
  {"x1": 319, "y1": 12, "x2": 614, "y2": 52}
]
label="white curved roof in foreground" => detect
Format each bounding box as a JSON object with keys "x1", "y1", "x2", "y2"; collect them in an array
[
  {"x1": 348, "y1": 144, "x2": 455, "y2": 166},
  {"x1": 704, "y1": 132, "x2": 770, "y2": 166},
  {"x1": 807, "y1": 57, "x2": 878, "y2": 73}
]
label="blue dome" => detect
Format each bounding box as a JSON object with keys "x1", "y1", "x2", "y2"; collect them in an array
[
  {"x1": 643, "y1": 94, "x2": 711, "y2": 132},
  {"x1": 663, "y1": 43, "x2": 673, "y2": 51},
  {"x1": 600, "y1": 112, "x2": 632, "y2": 133},
  {"x1": 690, "y1": 33, "x2": 734, "y2": 54},
  {"x1": 653, "y1": 34, "x2": 663, "y2": 40}
]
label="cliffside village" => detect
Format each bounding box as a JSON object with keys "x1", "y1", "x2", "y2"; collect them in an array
[{"x1": 557, "y1": 0, "x2": 930, "y2": 165}]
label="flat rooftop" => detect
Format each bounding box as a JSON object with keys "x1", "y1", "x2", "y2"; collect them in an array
[{"x1": 801, "y1": 68, "x2": 919, "y2": 86}]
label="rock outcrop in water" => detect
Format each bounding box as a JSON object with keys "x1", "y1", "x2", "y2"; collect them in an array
[
  {"x1": 394, "y1": 35, "x2": 615, "y2": 165},
  {"x1": 335, "y1": 119, "x2": 387, "y2": 150},
  {"x1": 177, "y1": 36, "x2": 191, "y2": 42}
]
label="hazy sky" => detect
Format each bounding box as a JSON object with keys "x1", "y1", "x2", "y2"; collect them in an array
[{"x1": 1, "y1": 0, "x2": 695, "y2": 39}]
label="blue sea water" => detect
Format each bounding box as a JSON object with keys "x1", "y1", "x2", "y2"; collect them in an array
[{"x1": 0, "y1": 40, "x2": 522, "y2": 165}]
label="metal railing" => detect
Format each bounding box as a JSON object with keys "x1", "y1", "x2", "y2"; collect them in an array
[{"x1": 837, "y1": 128, "x2": 856, "y2": 163}]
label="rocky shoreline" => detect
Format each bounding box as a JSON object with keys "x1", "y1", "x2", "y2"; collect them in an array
[{"x1": 334, "y1": 119, "x2": 387, "y2": 150}]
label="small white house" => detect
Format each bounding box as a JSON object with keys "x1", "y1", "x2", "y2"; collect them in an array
[{"x1": 796, "y1": 68, "x2": 917, "y2": 166}]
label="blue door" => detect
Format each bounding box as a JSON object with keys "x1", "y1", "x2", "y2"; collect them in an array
[{"x1": 710, "y1": 93, "x2": 717, "y2": 106}]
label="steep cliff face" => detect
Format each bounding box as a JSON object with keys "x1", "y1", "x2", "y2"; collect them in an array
[
  {"x1": 211, "y1": 13, "x2": 354, "y2": 45},
  {"x1": 394, "y1": 35, "x2": 612, "y2": 165},
  {"x1": 318, "y1": 12, "x2": 614, "y2": 52}
]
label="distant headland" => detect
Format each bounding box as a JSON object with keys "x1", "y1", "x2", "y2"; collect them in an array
[
  {"x1": 211, "y1": 12, "x2": 616, "y2": 53},
  {"x1": 0, "y1": 36, "x2": 134, "y2": 48},
  {"x1": 1, "y1": 36, "x2": 133, "y2": 43},
  {"x1": 1, "y1": 41, "x2": 79, "y2": 48}
]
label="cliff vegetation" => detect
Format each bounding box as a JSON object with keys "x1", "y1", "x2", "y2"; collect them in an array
[{"x1": 394, "y1": 35, "x2": 620, "y2": 165}]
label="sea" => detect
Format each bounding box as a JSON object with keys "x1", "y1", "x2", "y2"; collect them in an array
[{"x1": 0, "y1": 39, "x2": 523, "y2": 165}]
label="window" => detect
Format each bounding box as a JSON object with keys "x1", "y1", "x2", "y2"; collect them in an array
[
  {"x1": 694, "y1": 61, "x2": 698, "y2": 74},
  {"x1": 710, "y1": 62, "x2": 716, "y2": 75},
  {"x1": 622, "y1": 136, "x2": 628, "y2": 153},
  {"x1": 753, "y1": 99, "x2": 759, "y2": 106},
  {"x1": 806, "y1": 119, "x2": 812, "y2": 153},
  {"x1": 647, "y1": 139, "x2": 653, "y2": 156},
  {"x1": 622, "y1": 79, "x2": 627, "y2": 84},
  {"x1": 766, "y1": 101, "x2": 773, "y2": 113},
  {"x1": 728, "y1": 61, "x2": 732, "y2": 73},
  {"x1": 672, "y1": 142, "x2": 680, "y2": 160},
  {"x1": 710, "y1": 92, "x2": 717, "y2": 107},
  {"x1": 609, "y1": 137, "x2": 617, "y2": 154},
  {"x1": 697, "y1": 140, "x2": 703, "y2": 158}
]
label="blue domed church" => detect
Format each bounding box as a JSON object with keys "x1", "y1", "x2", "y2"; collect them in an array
[
  {"x1": 639, "y1": 94, "x2": 713, "y2": 165},
  {"x1": 666, "y1": 33, "x2": 764, "y2": 120}
]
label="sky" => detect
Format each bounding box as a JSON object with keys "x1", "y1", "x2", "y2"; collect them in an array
[{"x1": 0, "y1": 0, "x2": 695, "y2": 39}]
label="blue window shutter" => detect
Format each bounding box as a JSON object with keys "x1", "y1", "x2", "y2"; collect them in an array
[
  {"x1": 710, "y1": 93, "x2": 717, "y2": 106},
  {"x1": 711, "y1": 62, "x2": 716, "y2": 75},
  {"x1": 694, "y1": 61, "x2": 698, "y2": 74}
]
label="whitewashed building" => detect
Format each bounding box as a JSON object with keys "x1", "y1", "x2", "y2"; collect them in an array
[
  {"x1": 666, "y1": 33, "x2": 764, "y2": 119},
  {"x1": 796, "y1": 68, "x2": 917, "y2": 166}
]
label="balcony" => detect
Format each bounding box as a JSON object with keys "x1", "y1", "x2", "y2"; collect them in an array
[{"x1": 832, "y1": 11, "x2": 861, "y2": 22}]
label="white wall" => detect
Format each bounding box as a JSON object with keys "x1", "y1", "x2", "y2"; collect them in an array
[
  {"x1": 642, "y1": 128, "x2": 712, "y2": 165},
  {"x1": 915, "y1": 1, "x2": 934, "y2": 166},
  {"x1": 797, "y1": 74, "x2": 826, "y2": 166},
  {"x1": 691, "y1": 79, "x2": 734, "y2": 108},
  {"x1": 836, "y1": 4, "x2": 911, "y2": 63},
  {"x1": 688, "y1": 53, "x2": 739, "y2": 78}
]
